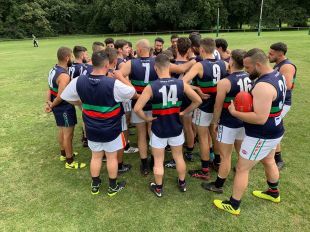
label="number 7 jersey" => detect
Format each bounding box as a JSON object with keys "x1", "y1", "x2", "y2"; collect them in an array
[
  {"x1": 150, "y1": 78, "x2": 184, "y2": 138},
  {"x1": 130, "y1": 57, "x2": 158, "y2": 111}
]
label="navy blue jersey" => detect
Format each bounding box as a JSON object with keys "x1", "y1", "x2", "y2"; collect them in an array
[
  {"x1": 195, "y1": 59, "x2": 227, "y2": 113},
  {"x1": 220, "y1": 71, "x2": 252, "y2": 128},
  {"x1": 151, "y1": 78, "x2": 184, "y2": 138},
  {"x1": 84, "y1": 63, "x2": 93, "y2": 75},
  {"x1": 116, "y1": 58, "x2": 126, "y2": 70},
  {"x1": 68, "y1": 62, "x2": 87, "y2": 79},
  {"x1": 76, "y1": 74, "x2": 122, "y2": 143},
  {"x1": 172, "y1": 60, "x2": 191, "y2": 111},
  {"x1": 244, "y1": 71, "x2": 287, "y2": 139},
  {"x1": 130, "y1": 57, "x2": 158, "y2": 111},
  {"x1": 48, "y1": 65, "x2": 74, "y2": 113},
  {"x1": 274, "y1": 59, "x2": 296, "y2": 106}
]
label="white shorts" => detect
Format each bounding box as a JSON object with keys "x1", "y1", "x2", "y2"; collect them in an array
[
  {"x1": 150, "y1": 131, "x2": 185, "y2": 149},
  {"x1": 281, "y1": 104, "x2": 291, "y2": 119},
  {"x1": 131, "y1": 110, "x2": 152, "y2": 124},
  {"x1": 122, "y1": 100, "x2": 132, "y2": 113},
  {"x1": 217, "y1": 125, "x2": 245, "y2": 144},
  {"x1": 240, "y1": 136, "x2": 283, "y2": 161},
  {"x1": 88, "y1": 133, "x2": 126, "y2": 153},
  {"x1": 192, "y1": 109, "x2": 213, "y2": 127},
  {"x1": 121, "y1": 114, "x2": 128, "y2": 131}
]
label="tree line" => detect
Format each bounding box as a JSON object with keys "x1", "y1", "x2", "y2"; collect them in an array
[{"x1": 0, "y1": 0, "x2": 309, "y2": 38}]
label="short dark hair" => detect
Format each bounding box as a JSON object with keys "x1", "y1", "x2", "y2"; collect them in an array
[
  {"x1": 231, "y1": 49, "x2": 246, "y2": 69},
  {"x1": 114, "y1": 39, "x2": 128, "y2": 50},
  {"x1": 104, "y1": 38, "x2": 114, "y2": 45},
  {"x1": 155, "y1": 37, "x2": 164, "y2": 44},
  {"x1": 244, "y1": 48, "x2": 268, "y2": 64},
  {"x1": 215, "y1": 38, "x2": 228, "y2": 52},
  {"x1": 200, "y1": 38, "x2": 216, "y2": 54},
  {"x1": 73, "y1": 46, "x2": 87, "y2": 59},
  {"x1": 189, "y1": 34, "x2": 200, "y2": 48},
  {"x1": 128, "y1": 41, "x2": 132, "y2": 48},
  {"x1": 170, "y1": 34, "x2": 179, "y2": 41},
  {"x1": 270, "y1": 42, "x2": 287, "y2": 55},
  {"x1": 177, "y1": 37, "x2": 191, "y2": 56},
  {"x1": 92, "y1": 51, "x2": 109, "y2": 68},
  {"x1": 162, "y1": 50, "x2": 174, "y2": 60},
  {"x1": 189, "y1": 32, "x2": 201, "y2": 39},
  {"x1": 57, "y1": 47, "x2": 72, "y2": 61},
  {"x1": 155, "y1": 53, "x2": 170, "y2": 70},
  {"x1": 105, "y1": 47, "x2": 118, "y2": 64},
  {"x1": 92, "y1": 41, "x2": 104, "y2": 52}
]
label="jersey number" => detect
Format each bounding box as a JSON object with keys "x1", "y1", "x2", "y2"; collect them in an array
[
  {"x1": 159, "y1": 85, "x2": 178, "y2": 106},
  {"x1": 142, "y1": 63, "x2": 150, "y2": 83},
  {"x1": 69, "y1": 67, "x2": 75, "y2": 79},
  {"x1": 237, "y1": 77, "x2": 252, "y2": 92},
  {"x1": 48, "y1": 69, "x2": 56, "y2": 88},
  {"x1": 212, "y1": 64, "x2": 221, "y2": 84}
]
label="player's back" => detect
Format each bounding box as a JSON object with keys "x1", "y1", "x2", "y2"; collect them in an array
[
  {"x1": 69, "y1": 62, "x2": 87, "y2": 79},
  {"x1": 150, "y1": 78, "x2": 184, "y2": 138}
]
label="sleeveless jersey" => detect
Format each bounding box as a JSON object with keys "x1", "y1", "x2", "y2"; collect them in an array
[
  {"x1": 273, "y1": 59, "x2": 296, "y2": 106},
  {"x1": 68, "y1": 62, "x2": 87, "y2": 79},
  {"x1": 151, "y1": 78, "x2": 184, "y2": 138},
  {"x1": 76, "y1": 74, "x2": 122, "y2": 142},
  {"x1": 220, "y1": 71, "x2": 252, "y2": 128},
  {"x1": 196, "y1": 59, "x2": 227, "y2": 113},
  {"x1": 47, "y1": 65, "x2": 74, "y2": 112},
  {"x1": 84, "y1": 63, "x2": 93, "y2": 75},
  {"x1": 244, "y1": 71, "x2": 287, "y2": 139},
  {"x1": 130, "y1": 57, "x2": 158, "y2": 111}
]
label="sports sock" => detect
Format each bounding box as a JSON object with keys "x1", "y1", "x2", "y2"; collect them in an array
[
  {"x1": 118, "y1": 162, "x2": 123, "y2": 169},
  {"x1": 266, "y1": 180, "x2": 279, "y2": 197},
  {"x1": 156, "y1": 184, "x2": 163, "y2": 191},
  {"x1": 124, "y1": 143, "x2": 130, "y2": 150},
  {"x1": 229, "y1": 196, "x2": 241, "y2": 210},
  {"x1": 92, "y1": 176, "x2": 101, "y2": 185},
  {"x1": 60, "y1": 150, "x2": 66, "y2": 157},
  {"x1": 66, "y1": 156, "x2": 74, "y2": 164},
  {"x1": 213, "y1": 154, "x2": 221, "y2": 164},
  {"x1": 275, "y1": 152, "x2": 283, "y2": 163},
  {"x1": 141, "y1": 158, "x2": 148, "y2": 169},
  {"x1": 201, "y1": 160, "x2": 209, "y2": 172},
  {"x1": 109, "y1": 178, "x2": 117, "y2": 189},
  {"x1": 178, "y1": 179, "x2": 186, "y2": 185},
  {"x1": 186, "y1": 146, "x2": 194, "y2": 154},
  {"x1": 214, "y1": 175, "x2": 226, "y2": 188}
]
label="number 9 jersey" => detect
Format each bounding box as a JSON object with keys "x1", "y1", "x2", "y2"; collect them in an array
[
  {"x1": 150, "y1": 78, "x2": 184, "y2": 138},
  {"x1": 244, "y1": 70, "x2": 287, "y2": 139}
]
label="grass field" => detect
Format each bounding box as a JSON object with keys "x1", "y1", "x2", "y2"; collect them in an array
[{"x1": 0, "y1": 31, "x2": 309, "y2": 232}]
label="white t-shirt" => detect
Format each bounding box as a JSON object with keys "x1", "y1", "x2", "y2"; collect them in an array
[{"x1": 61, "y1": 76, "x2": 135, "y2": 103}]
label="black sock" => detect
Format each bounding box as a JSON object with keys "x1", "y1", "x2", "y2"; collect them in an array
[
  {"x1": 61, "y1": 150, "x2": 66, "y2": 157},
  {"x1": 141, "y1": 158, "x2": 148, "y2": 169},
  {"x1": 214, "y1": 175, "x2": 226, "y2": 188},
  {"x1": 266, "y1": 180, "x2": 279, "y2": 197},
  {"x1": 275, "y1": 152, "x2": 283, "y2": 163},
  {"x1": 213, "y1": 154, "x2": 221, "y2": 164},
  {"x1": 125, "y1": 143, "x2": 130, "y2": 150},
  {"x1": 118, "y1": 162, "x2": 123, "y2": 169},
  {"x1": 186, "y1": 146, "x2": 194, "y2": 154},
  {"x1": 178, "y1": 179, "x2": 186, "y2": 185},
  {"x1": 92, "y1": 176, "x2": 101, "y2": 185},
  {"x1": 109, "y1": 178, "x2": 117, "y2": 189},
  {"x1": 66, "y1": 156, "x2": 74, "y2": 164},
  {"x1": 229, "y1": 196, "x2": 241, "y2": 210},
  {"x1": 201, "y1": 160, "x2": 209, "y2": 172}
]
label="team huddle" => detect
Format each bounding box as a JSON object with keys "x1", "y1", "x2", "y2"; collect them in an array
[{"x1": 45, "y1": 33, "x2": 296, "y2": 215}]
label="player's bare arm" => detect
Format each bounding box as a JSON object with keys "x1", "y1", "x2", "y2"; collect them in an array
[
  {"x1": 280, "y1": 64, "x2": 295, "y2": 90},
  {"x1": 170, "y1": 59, "x2": 196, "y2": 74},
  {"x1": 50, "y1": 73, "x2": 70, "y2": 109},
  {"x1": 133, "y1": 85, "x2": 155, "y2": 122},
  {"x1": 180, "y1": 82, "x2": 202, "y2": 115}
]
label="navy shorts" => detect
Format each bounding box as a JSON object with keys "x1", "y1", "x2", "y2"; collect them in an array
[{"x1": 53, "y1": 106, "x2": 77, "y2": 127}]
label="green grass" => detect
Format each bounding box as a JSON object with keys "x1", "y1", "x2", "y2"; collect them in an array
[{"x1": 0, "y1": 31, "x2": 309, "y2": 231}]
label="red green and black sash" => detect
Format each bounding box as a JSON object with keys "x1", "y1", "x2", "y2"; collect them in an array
[
  {"x1": 50, "y1": 87, "x2": 58, "y2": 97},
  {"x1": 82, "y1": 103, "x2": 121, "y2": 119},
  {"x1": 223, "y1": 96, "x2": 234, "y2": 109},
  {"x1": 152, "y1": 101, "x2": 182, "y2": 115},
  {"x1": 131, "y1": 80, "x2": 152, "y2": 93},
  {"x1": 269, "y1": 106, "x2": 282, "y2": 118},
  {"x1": 197, "y1": 79, "x2": 216, "y2": 94}
]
